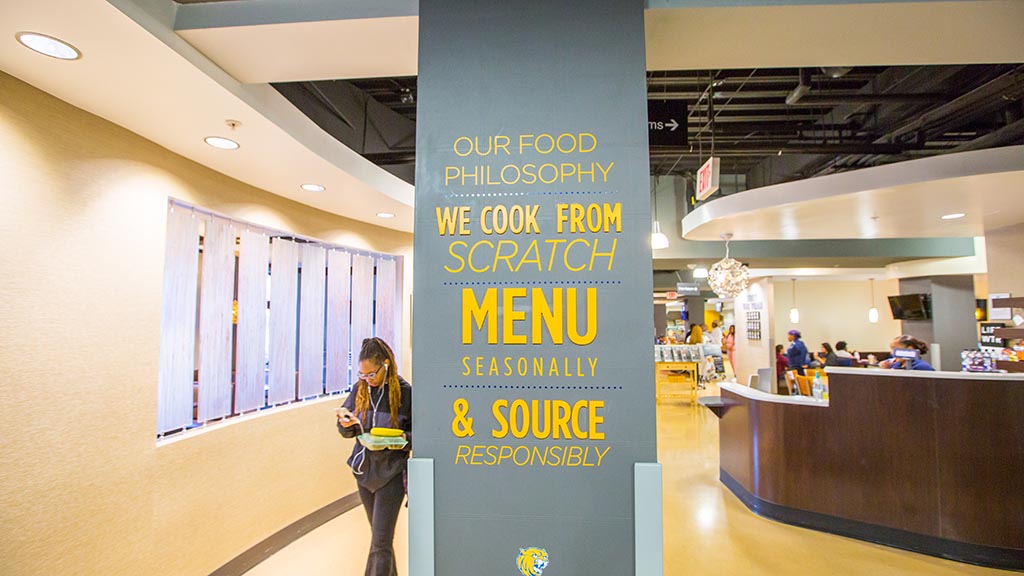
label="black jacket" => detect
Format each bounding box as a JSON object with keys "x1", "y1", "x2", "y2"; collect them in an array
[{"x1": 337, "y1": 376, "x2": 412, "y2": 491}]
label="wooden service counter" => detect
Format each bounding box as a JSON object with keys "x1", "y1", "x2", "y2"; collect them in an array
[{"x1": 714, "y1": 368, "x2": 1024, "y2": 570}]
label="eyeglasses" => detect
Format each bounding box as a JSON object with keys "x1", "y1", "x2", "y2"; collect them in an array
[{"x1": 357, "y1": 365, "x2": 383, "y2": 380}]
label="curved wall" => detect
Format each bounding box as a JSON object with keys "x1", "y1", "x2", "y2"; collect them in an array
[{"x1": 0, "y1": 71, "x2": 412, "y2": 575}]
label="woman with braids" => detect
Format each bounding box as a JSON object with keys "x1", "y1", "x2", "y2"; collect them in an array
[{"x1": 336, "y1": 337, "x2": 412, "y2": 576}]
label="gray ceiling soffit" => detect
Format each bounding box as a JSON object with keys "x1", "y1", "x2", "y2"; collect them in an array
[{"x1": 174, "y1": 0, "x2": 418, "y2": 30}]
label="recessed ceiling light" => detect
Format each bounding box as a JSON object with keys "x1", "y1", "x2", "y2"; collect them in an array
[
  {"x1": 301, "y1": 183, "x2": 325, "y2": 192},
  {"x1": 16, "y1": 32, "x2": 81, "y2": 60},
  {"x1": 941, "y1": 213, "x2": 966, "y2": 220},
  {"x1": 376, "y1": 212, "x2": 396, "y2": 219},
  {"x1": 205, "y1": 136, "x2": 239, "y2": 150}
]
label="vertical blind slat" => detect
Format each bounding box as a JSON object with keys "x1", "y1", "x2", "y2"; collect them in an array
[
  {"x1": 235, "y1": 230, "x2": 269, "y2": 413},
  {"x1": 158, "y1": 202, "x2": 404, "y2": 435},
  {"x1": 298, "y1": 244, "x2": 327, "y2": 398},
  {"x1": 375, "y1": 258, "x2": 397, "y2": 349},
  {"x1": 268, "y1": 238, "x2": 299, "y2": 405},
  {"x1": 198, "y1": 219, "x2": 236, "y2": 421},
  {"x1": 157, "y1": 209, "x2": 199, "y2": 433},
  {"x1": 326, "y1": 250, "x2": 352, "y2": 393},
  {"x1": 351, "y1": 254, "x2": 375, "y2": 358}
]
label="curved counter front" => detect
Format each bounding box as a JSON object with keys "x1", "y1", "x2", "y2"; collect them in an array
[{"x1": 715, "y1": 369, "x2": 1024, "y2": 570}]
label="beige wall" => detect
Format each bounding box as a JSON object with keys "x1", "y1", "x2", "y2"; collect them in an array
[
  {"x1": 732, "y1": 278, "x2": 775, "y2": 387},
  {"x1": 773, "y1": 279, "x2": 903, "y2": 355},
  {"x1": 646, "y1": 0, "x2": 1024, "y2": 71},
  {"x1": 985, "y1": 223, "x2": 1024, "y2": 298},
  {"x1": 0, "y1": 71, "x2": 412, "y2": 575}
]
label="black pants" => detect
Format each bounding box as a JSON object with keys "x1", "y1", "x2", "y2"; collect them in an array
[{"x1": 357, "y1": 473, "x2": 405, "y2": 576}]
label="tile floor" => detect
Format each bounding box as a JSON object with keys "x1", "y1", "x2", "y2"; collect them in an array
[{"x1": 247, "y1": 382, "x2": 1012, "y2": 575}]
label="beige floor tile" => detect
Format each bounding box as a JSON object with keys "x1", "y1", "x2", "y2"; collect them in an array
[
  {"x1": 247, "y1": 381, "x2": 1012, "y2": 575},
  {"x1": 245, "y1": 504, "x2": 408, "y2": 576}
]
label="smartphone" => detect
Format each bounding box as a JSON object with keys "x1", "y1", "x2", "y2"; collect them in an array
[{"x1": 337, "y1": 407, "x2": 355, "y2": 422}]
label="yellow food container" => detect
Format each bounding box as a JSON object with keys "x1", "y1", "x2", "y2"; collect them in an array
[{"x1": 370, "y1": 427, "x2": 405, "y2": 437}]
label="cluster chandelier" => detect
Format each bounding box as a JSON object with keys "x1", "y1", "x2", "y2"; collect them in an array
[{"x1": 708, "y1": 233, "x2": 749, "y2": 298}]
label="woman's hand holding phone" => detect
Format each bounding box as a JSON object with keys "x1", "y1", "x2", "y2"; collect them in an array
[{"x1": 337, "y1": 407, "x2": 360, "y2": 428}]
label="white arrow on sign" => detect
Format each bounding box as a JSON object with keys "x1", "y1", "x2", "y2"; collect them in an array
[{"x1": 666, "y1": 119, "x2": 679, "y2": 132}]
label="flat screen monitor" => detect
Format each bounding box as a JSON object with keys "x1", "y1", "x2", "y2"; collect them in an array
[{"x1": 887, "y1": 294, "x2": 932, "y2": 321}]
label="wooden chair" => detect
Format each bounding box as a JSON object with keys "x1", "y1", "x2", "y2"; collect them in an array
[
  {"x1": 794, "y1": 373, "x2": 813, "y2": 396},
  {"x1": 784, "y1": 370, "x2": 801, "y2": 395}
]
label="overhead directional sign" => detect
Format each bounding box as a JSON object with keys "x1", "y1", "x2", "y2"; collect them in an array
[
  {"x1": 676, "y1": 282, "x2": 701, "y2": 296},
  {"x1": 647, "y1": 100, "x2": 687, "y2": 146}
]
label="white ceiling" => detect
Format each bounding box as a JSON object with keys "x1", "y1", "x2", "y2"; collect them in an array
[
  {"x1": 178, "y1": 17, "x2": 419, "y2": 83},
  {"x1": 0, "y1": 0, "x2": 415, "y2": 232},
  {"x1": 175, "y1": 1, "x2": 1024, "y2": 82},
  {"x1": 2, "y1": 0, "x2": 1022, "y2": 240},
  {"x1": 682, "y1": 146, "x2": 1024, "y2": 241}
]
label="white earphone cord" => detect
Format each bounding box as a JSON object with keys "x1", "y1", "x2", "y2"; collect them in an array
[{"x1": 352, "y1": 366, "x2": 387, "y2": 476}]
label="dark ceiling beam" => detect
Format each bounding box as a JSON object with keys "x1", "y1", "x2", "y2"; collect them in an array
[
  {"x1": 951, "y1": 117, "x2": 1024, "y2": 152},
  {"x1": 795, "y1": 93, "x2": 949, "y2": 105},
  {"x1": 683, "y1": 97, "x2": 947, "y2": 112},
  {"x1": 646, "y1": 73, "x2": 876, "y2": 87},
  {"x1": 692, "y1": 114, "x2": 821, "y2": 123},
  {"x1": 649, "y1": 90, "x2": 861, "y2": 99},
  {"x1": 364, "y1": 151, "x2": 416, "y2": 165},
  {"x1": 686, "y1": 122, "x2": 851, "y2": 132},
  {"x1": 806, "y1": 65, "x2": 1022, "y2": 177},
  {"x1": 886, "y1": 66, "x2": 1024, "y2": 142},
  {"x1": 652, "y1": 142, "x2": 918, "y2": 156},
  {"x1": 755, "y1": 66, "x2": 966, "y2": 183}
]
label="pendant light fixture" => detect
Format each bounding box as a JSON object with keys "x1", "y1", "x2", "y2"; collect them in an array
[
  {"x1": 789, "y1": 278, "x2": 800, "y2": 324},
  {"x1": 651, "y1": 178, "x2": 669, "y2": 250},
  {"x1": 707, "y1": 233, "x2": 749, "y2": 298},
  {"x1": 868, "y1": 278, "x2": 880, "y2": 323},
  {"x1": 651, "y1": 222, "x2": 669, "y2": 250}
]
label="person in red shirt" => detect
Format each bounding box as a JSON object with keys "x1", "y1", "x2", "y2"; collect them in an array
[{"x1": 775, "y1": 344, "x2": 790, "y2": 384}]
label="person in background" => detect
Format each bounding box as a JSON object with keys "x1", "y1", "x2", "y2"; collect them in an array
[
  {"x1": 708, "y1": 321, "x2": 724, "y2": 347},
  {"x1": 775, "y1": 344, "x2": 790, "y2": 383},
  {"x1": 786, "y1": 330, "x2": 809, "y2": 375},
  {"x1": 817, "y1": 342, "x2": 840, "y2": 367},
  {"x1": 834, "y1": 341, "x2": 854, "y2": 359},
  {"x1": 834, "y1": 341, "x2": 856, "y2": 367},
  {"x1": 687, "y1": 323, "x2": 704, "y2": 344},
  {"x1": 724, "y1": 325, "x2": 737, "y2": 374},
  {"x1": 879, "y1": 335, "x2": 935, "y2": 371},
  {"x1": 337, "y1": 337, "x2": 412, "y2": 576}
]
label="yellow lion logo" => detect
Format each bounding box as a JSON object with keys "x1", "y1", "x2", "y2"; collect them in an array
[{"x1": 516, "y1": 547, "x2": 549, "y2": 576}]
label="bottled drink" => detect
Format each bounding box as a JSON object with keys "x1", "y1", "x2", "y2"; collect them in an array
[{"x1": 812, "y1": 372, "x2": 823, "y2": 400}]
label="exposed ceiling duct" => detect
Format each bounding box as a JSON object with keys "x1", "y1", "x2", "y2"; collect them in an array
[
  {"x1": 821, "y1": 66, "x2": 853, "y2": 79},
  {"x1": 274, "y1": 65, "x2": 1024, "y2": 189},
  {"x1": 785, "y1": 68, "x2": 813, "y2": 105}
]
